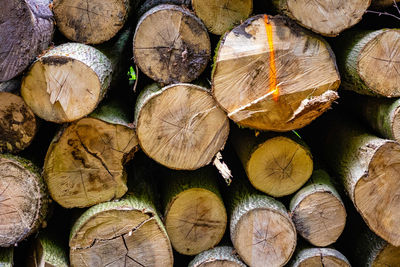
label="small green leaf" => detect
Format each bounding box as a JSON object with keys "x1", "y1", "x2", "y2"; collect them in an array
[
  {"x1": 127, "y1": 66, "x2": 136, "y2": 81},
  {"x1": 292, "y1": 130, "x2": 301, "y2": 139}
]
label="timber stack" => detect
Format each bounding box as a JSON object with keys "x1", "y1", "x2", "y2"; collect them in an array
[{"x1": 1, "y1": 0, "x2": 400, "y2": 266}]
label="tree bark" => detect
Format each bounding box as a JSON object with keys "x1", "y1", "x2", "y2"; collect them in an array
[
  {"x1": 333, "y1": 29, "x2": 400, "y2": 97},
  {"x1": 21, "y1": 28, "x2": 131, "y2": 124},
  {"x1": 289, "y1": 169, "x2": 347, "y2": 247},
  {"x1": 29, "y1": 231, "x2": 69, "y2": 267},
  {"x1": 188, "y1": 246, "x2": 246, "y2": 267},
  {"x1": 305, "y1": 112, "x2": 400, "y2": 246},
  {"x1": 69, "y1": 163, "x2": 173, "y2": 267},
  {"x1": 135, "y1": 83, "x2": 229, "y2": 170},
  {"x1": 0, "y1": 248, "x2": 13, "y2": 266},
  {"x1": 271, "y1": 0, "x2": 370, "y2": 36},
  {"x1": 344, "y1": 92, "x2": 400, "y2": 142},
  {"x1": 43, "y1": 99, "x2": 139, "y2": 208},
  {"x1": 52, "y1": 0, "x2": 131, "y2": 44},
  {"x1": 0, "y1": 0, "x2": 54, "y2": 82},
  {"x1": 162, "y1": 167, "x2": 227, "y2": 255},
  {"x1": 192, "y1": 0, "x2": 253, "y2": 35},
  {"x1": 231, "y1": 127, "x2": 313, "y2": 197},
  {"x1": 289, "y1": 247, "x2": 350, "y2": 267},
  {"x1": 212, "y1": 15, "x2": 340, "y2": 131},
  {"x1": 370, "y1": 0, "x2": 400, "y2": 8},
  {"x1": 0, "y1": 154, "x2": 49, "y2": 247},
  {"x1": 225, "y1": 176, "x2": 296, "y2": 267},
  {"x1": 138, "y1": 0, "x2": 191, "y2": 17},
  {"x1": 133, "y1": 4, "x2": 211, "y2": 85},
  {"x1": 0, "y1": 92, "x2": 38, "y2": 153}
]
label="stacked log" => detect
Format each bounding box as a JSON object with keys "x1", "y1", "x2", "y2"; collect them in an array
[
  {"x1": 188, "y1": 246, "x2": 246, "y2": 267},
  {"x1": 289, "y1": 247, "x2": 351, "y2": 267}
]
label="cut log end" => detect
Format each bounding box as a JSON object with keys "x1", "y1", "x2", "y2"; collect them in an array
[
  {"x1": 136, "y1": 84, "x2": 229, "y2": 170},
  {"x1": 0, "y1": 92, "x2": 37, "y2": 153},
  {"x1": 0, "y1": 0, "x2": 53, "y2": 81},
  {"x1": 291, "y1": 248, "x2": 350, "y2": 267},
  {"x1": 192, "y1": 0, "x2": 253, "y2": 35},
  {"x1": 291, "y1": 191, "x2": 346, "y2": 247},
  {"x1": 358, "y1": 30, "x2": 400, "y2": 97},
  {"x1": 354, "y1": 141, "x2": 400, "y2": 246},
  {"x1": 70, "y1": 210, "x2": 173, "y2": 266},
  {"x1": 247, "y1": 136, "x2": 313, "y2": 197},
  {"x1": 53, "y1": 0, "x2": 129, "y2": 44},
  {"x1": 233, "y1": 208, "x2": 296, "y2": 267},
  {"x1": 282, "y1": 0, "x2": 370, "y2": 36},
  {"x1": 165, "y1": 188, "x2": 227, "y2": 255},
  {"x1": 212, "y1": 15, "x2": 340, "y2": 131},
  {"x1": 373, "y1": 243, "x2": 400, "y2": 267},
  {"x1": 133, "y1": 4, "x2": 211, "y2": 84},
  {"x1": 44, "y1": 118, "x2": 138, "y2": 208},
  {"x1": 0, "y1": 155, "x2": 48, "y2": 247}
]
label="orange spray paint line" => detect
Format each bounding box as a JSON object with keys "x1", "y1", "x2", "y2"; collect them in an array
[{"x1": 264, "y1": 15, "x2": 279, "y2": 102}]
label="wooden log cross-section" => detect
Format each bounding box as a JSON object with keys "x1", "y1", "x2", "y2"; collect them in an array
[
  {"x1": 43, "y1": 100, "x2": 139, "y2": 208},
  {"x1": 212, "y1": 15, "x2": 340, "y2": 132},
  {"x1": 53, "y1": 0, "x2": 132, "y2": 44},
  {"x1": 272, "y1": 0, "x2": 371, "y2": 36},
  {"x1": 162, "y1": 167, "x2": 227, "y2": 255},
  {"x1": 133, "y1": 4, "x2": 211, "y2": 84},
  {"x1": 135, "y1": 83, "x2": 229, "y2": 170},
  {"x1": 192, "y1": 0, "x2": 253, "y2": 35},
  {"x1": 305, "y1": 113, "x2": 400, "y2": 247},
  {"x1": 188, "y1": 246, "x2": 246, "y2": 267},
  {"x1": 289, "y1": 247, "x2": 351, "y2": 267},
  {"x1": 0, "y1": 0, "x2": 54, "y2": 82},
  {"x1": 231, "y1": 127, "x2": 313, "y2": 197},
  {"x1": 0, "y1": 154, "x2": 49, "y2": 247},
  {"x1": 289, "y1": 169, "x2": 347, "y2": 247},
  {"x1": 334, "y1": 29, "x2": 400, "y2": 97},
  {"x1": 226, "y1": 176, "x2": 297, "y2": 267},
  {"x1": 69, "y1": 172, "x2": 173, "y2": 266}
]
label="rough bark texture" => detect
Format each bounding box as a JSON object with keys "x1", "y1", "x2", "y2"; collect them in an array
[
  {"x1": 135, "y1": 83, "x2": 229, "y2": 170},
  {"x1": 0, "y1": 154, "x2": 49, "y2": 247},
  {"x1": 289, "y1": 247, "x2": 351, "y2": 267},
  {"x1": 272, "y1": 0, "x2": 371, "y2": 36},
  {"x1": 162, "y1": 167, "x2": 227, "y2": 255},
  {"x1": 0, "y1": 248, "x2": 13, "y2": 266},
  {"x1": 334, "y1": 29, "x2": 400, "y2": 97},
  {"x1": 192, "y1": 0, "x2": 253, "y2": 35},
  {"x1": 289, "y1": 169, "x2": 346, "y2": 247},
  {"x1": 133, "y1": 4, "x2": 211, "y2": 85},
  {"x1": 225, "y1": 176, "x2": 296, "y2": 267},
  {"x1": 69, "y1": 169, "x2": 173, "y2": 267},
  {"x1": 21, "y1": 43, "x2": 112, "y2": 123},
  {"x1": 138, "y1": 0, "x2": 191, "y2": 17},
  {"x1": 212, "y1": 15, "x2": 340, "y2": 131},
  {"x1": 305, "y1": 112, "x2": 400, "y2": 246},
  {"x1": 43, "y1": 99, "x2": 139, "y2": 208},
  {"x1": 0, "y1": 0, "x2": 54, "y2": 81},
  {"x1": 188, "y1": 246, "x2": 246, "y2": 267},
  {"x1": 29, "y1": 231, "x2": 69, "y2": 267},
  {"x1": 0, "y1": 92, "x2": 38, "y2": 153},
  {"x1": 231, "y1": 127, "x2": 313, "y2": 197},
  {"x1": 344, "y1": 92, "x2": 400, "y2": 142},
  {"x1": 53, "y1": 0, "x2": 131, "y2": 44}
]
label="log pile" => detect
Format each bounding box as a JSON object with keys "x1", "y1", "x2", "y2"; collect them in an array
[{"x1": 1, "y1": 0, "x2": 400, "y2": 266}]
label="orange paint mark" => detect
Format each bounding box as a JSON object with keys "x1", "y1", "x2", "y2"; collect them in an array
[{"x1": 264, "y1": 15, "x2": 279, "y2": 102}]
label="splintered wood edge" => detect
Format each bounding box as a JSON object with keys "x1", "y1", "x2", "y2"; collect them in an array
[
  {"x1": 0, "y1": 92, "x2": 37, "y2": 153},
  {"x1": 354, "y1": 141, "x2": 400, "y2": 246},
  {"x1": 189, "y1": 246, "x2": 246, "y2": 267},
  {"x1": 290, "y1": 191, "x2": 347, "y2": 247},
  {"x1": 136, "y1": 83, "x2": 229, "y2": 170},
  {"x1": 358, "y1": 30, "x2": 400, "y2": 97},
  {"x1": 247, "y1": 136, "x2": 313, "y2": 197},
  {"x1": 0, "y1": 156, "x2": 48, "y2": 247},
  {"x1": 43, "y1": 117, "x2": 138, "y2": 208},
  {"x1": 291, "y1": 247, "x2": 350, "y2": 267},
  {"x1": 164, "y1": 188, "x2": 227, "y2": 255},
  {"x1": 284, "y1": 0, "x2": 371, "y2": 36},
  {"x1": 192, "y1": 0, "x2": 253, "y2": 35},
  {"x1": 53, "y1": 0, "x2": 130, "y2": 44}
]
